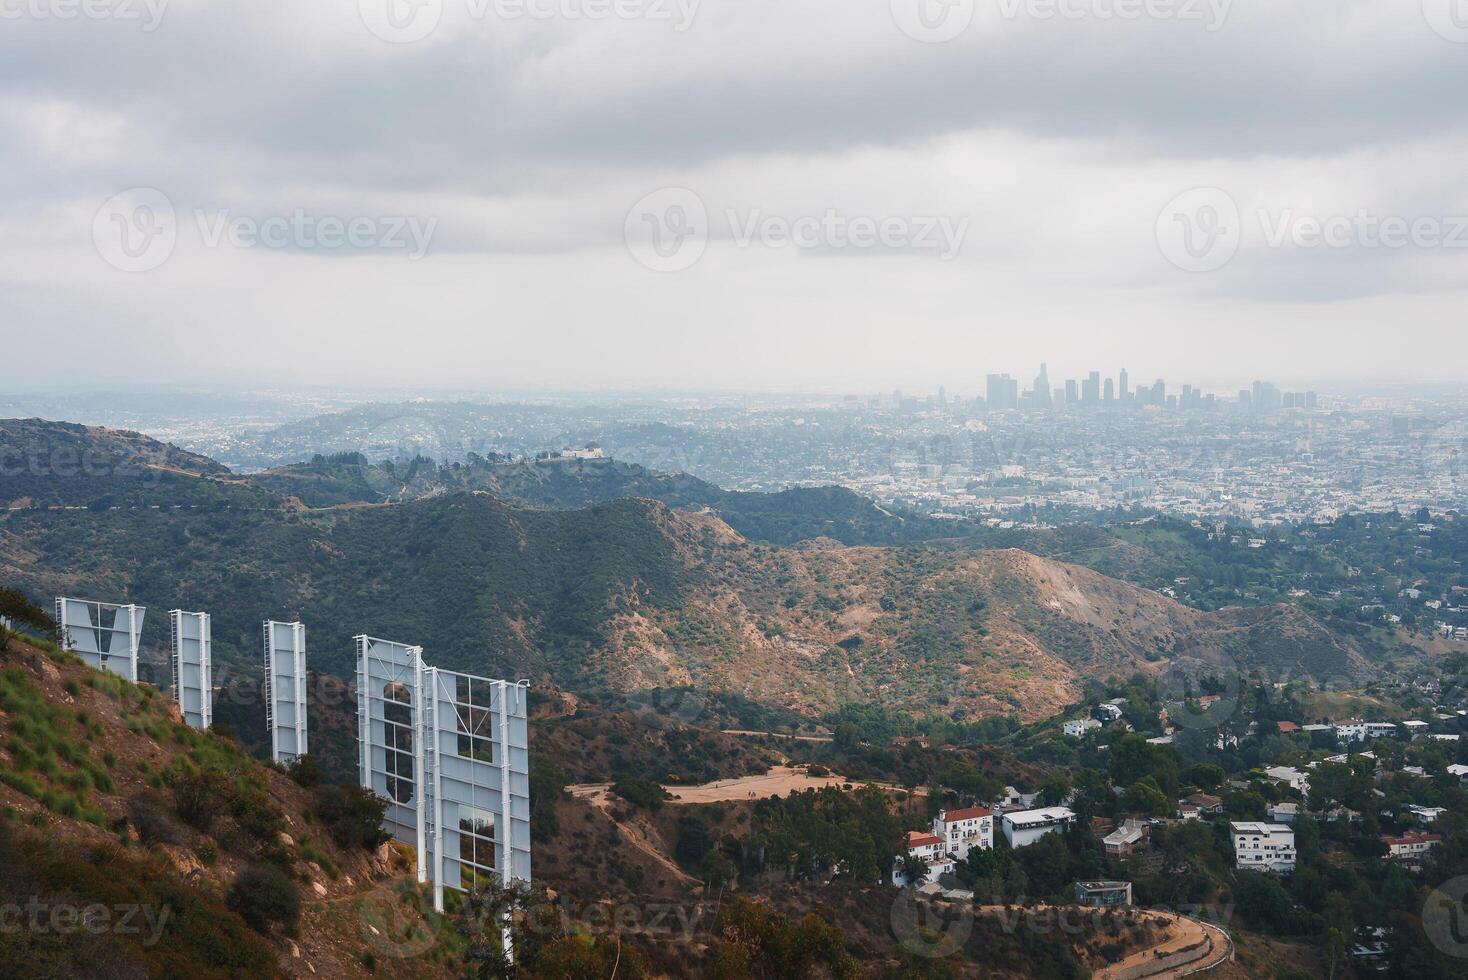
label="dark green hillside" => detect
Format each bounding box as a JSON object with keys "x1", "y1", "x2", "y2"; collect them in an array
[
  {"x1": 248, "y1": 451, "x2": 955, "y2": 546},
  {"x1": 0, "y1": 418, "x2": 273, "y2": 510},
  {"x1": 1, "y1": 493, "x2": 692, "y2": 684}
]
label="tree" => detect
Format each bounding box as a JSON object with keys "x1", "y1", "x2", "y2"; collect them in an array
[
  {"x1": 1185, "y1": 762, "x2": 1226, "y2": 791},
  {"x1": 1122, "y1": 777, "x2": 1171, "y2": 817},
  {"x1": 0, "y1": 588, "x2": 55, "y2": 644},
  {"x1": 899, "y1": 853, "x2": 930, "y2": 885}
]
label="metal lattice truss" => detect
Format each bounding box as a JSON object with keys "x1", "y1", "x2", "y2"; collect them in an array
[
  {"x1": 263, "y1": 620, "x2": 308, "y2": 764},
  {"x1": 169, "y1": 610, "x2": 212, "y2": 730},
  {"x1": 55, "y1": 597, "x2": 144, "y2": 682}
]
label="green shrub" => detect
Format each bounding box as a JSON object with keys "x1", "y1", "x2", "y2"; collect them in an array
[
  {"x1": 129, "y1": 798, "x2": 185, "y2": 847},
  {"x1": 286, "y1": 755, "x2": 323, "y2": 787},
  {"x1": 611, "y1": 777, "x2": 669, "y2": 810},
  {"x1": 228, "y1": 865, "x2": 300, "y2": 933},
  {"x1": 311, "y1": 784, "x2": 390, "y2": 850},
  {"x1": 169, "y1": 767, "x2": 230, "y2": 830}
]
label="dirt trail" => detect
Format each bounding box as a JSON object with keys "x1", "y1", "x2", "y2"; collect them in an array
[
  {"x1": 1092, "y1": 911, "x2": 1231, "y2": 980},
  {"x1": 570, "y1": 786, "x2": 701, "y2": 888},
  {"x1": 568, "y1": 765, "x2": 876, "y2": 805},
  {"x1": 720, "y1": 729, "x2": 834, "y2": 743}
]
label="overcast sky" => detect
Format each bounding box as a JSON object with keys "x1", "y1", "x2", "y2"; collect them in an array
[{"x1": 2, "y1": 0, "x2": 1466, "y2": 394}]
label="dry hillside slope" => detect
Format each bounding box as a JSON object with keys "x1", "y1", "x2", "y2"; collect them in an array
[{"x1": 587, "y1": 510, "x2": 1365, "y2": 722}]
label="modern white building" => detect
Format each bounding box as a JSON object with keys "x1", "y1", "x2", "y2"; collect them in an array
[
  {"x1": 1063, "y1": 718, "x2": 1102, "y2": 738},
  {"x1": 1075, "y1": 880, "x2": 1133, "y2": 907},
  {"x1": 1264, "y1": 766, "x2": 1310, "y2": 796},
  {"x1": 1334, "y1": 719, "x2": 1397, "y2": 743},
  {"x1": 1002, "y1": 807, "x2": 1076, "y2": 848},
  {"x1": 1231, "y1": 821, "x2": 1296, "y2": 873},
  {"x1": 933, "y1": 806, "x2": 993, "y2": 859}
]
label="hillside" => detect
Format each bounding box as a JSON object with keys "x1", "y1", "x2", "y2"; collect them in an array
[
  {"x1": 0, "y1": 419, "x2": 1369, "y2": 723},
  {"x1": 0, "y1": 418, "x2": 275, "y2": 511},
  {"x1": 246, "y1": 451, "x2": 955, "y2": 546},
  {"x1": 0, "y1": 633, "x2": 452, "y2": 978},
  {"x1": 1, "y1": 495, "x2": 1365, "y2": 725}
]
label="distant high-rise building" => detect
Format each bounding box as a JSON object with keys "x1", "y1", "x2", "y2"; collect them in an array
[
  {"x1": 1104, "y1": 378, "x2": 1114, "y2": 402},
  {"x1": 1083, "y1": 372, "x2": 1101, "y2": 405},
  {"x1": 985, "y1": 374, "x2": 1018, "y2": 412},
  {"x1": 1152, "y1": 379, "x2": 1165, "y2": 405},
  {"x1": 1033, "y1": 364, "x2": 1052, "y2": 408},
  {"x1": 1119, "y1": 368, "x2": 1130, "y2": 402},
  {"x1": 1305, "y1": 391, "x2": 1318, "y2": 410},
  {"x1": 938, "y1": 386, "x2": 947, "y2": 409},
  {"x1": 1251, "y1": 380, "x2": 1281, "y2": 412}
]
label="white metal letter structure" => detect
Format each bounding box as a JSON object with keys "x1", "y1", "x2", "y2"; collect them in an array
[
  {"x1": 422, "y1": 669, "x2": 532, "y2": 912},
  {"x1": 55, "y1": 597, "x2": 144, "y2": 682},
  {"x1": 263, "y1": 620, "x2": 308, "y2": 764},
  {"x1": 169, "y1": 610, "x2": 213, "y2": 730},
  {"x1": 356, "y1": 636, "x2": 426, "y2": 868}
]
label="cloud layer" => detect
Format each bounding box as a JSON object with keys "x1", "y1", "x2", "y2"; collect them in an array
[{"x1": 2, "y1": 0, "x2": 1466, "y2": 391}]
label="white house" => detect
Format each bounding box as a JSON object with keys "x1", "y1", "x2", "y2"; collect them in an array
[
  {"x1": 1002, "y1": 807, "x2": 1076, "y2": 848},
  {"x1": 933, "y1": 806, "x2": 993, "y2": 859},
  {"x1": 1364, "y1": 722, "x2": 1398, "y2": 740},
  {"x1": 1264, "y1": 766, "x2": 1310, "y2": 796},
  {"x1": 1268, "y1": 802, "x2": 1300, "y2": 824},
  {"x1": 893, "y1": 830, "x2": 955, "y2": 886},
  {"x1": 1063, "y1": 718, "x2": 1102, "y2": 738},
  {"x1": 1103, "y1": 820, "x2": 1146, "y2": 857},
  {"x1": 1402, "y1": 720, "x2": 1430, "y2": 737},
  {"x1": 1382, "y1": 829, "x2": 1442, "y2": 863},
  {"x1": 1407, "y1": 805, "x2": 1447, "y2": 824},
  {"x1": 1231, "y1": 822, "x2": 1297, "y2": 873},
  {"x1": 1447, "y1": 763, "x2": 1468, "y2": 785},
  {"x1": 1334, "y1": 720, "x2": 1368, "y2": 742}
]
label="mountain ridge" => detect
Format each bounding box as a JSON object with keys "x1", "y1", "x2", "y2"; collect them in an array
[{"x1": 0, "y1": 419, "x2": 1368, "y2": 723}]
